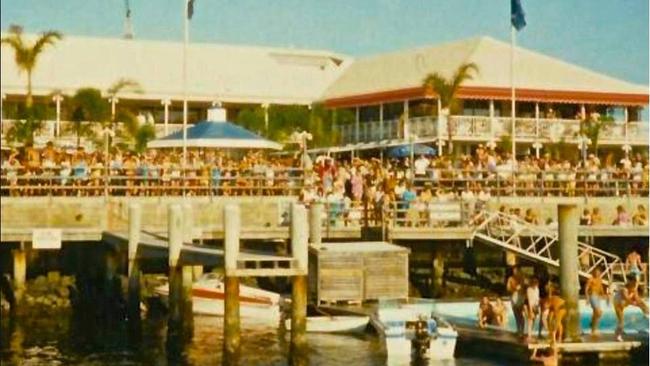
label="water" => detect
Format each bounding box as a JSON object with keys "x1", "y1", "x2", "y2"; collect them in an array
[{"x1": 1, "y1": 311, "x2": 502, "y2": 366}]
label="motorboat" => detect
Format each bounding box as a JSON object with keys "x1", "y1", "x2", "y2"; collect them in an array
[
  {"x1": 154, "y1": 273, "x2": 281, "y2": 323},
  {"x1": 284, "y1": 315, "x2": 369, "y2": 333},
  {"x1": 370, "y1": 304, "x2": 457, "y2": 361}
]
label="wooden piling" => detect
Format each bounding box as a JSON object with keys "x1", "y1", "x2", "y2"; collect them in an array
[
  {"x1": 127, "y1": 203, "x2": 142, "y2": 323},
  {"x1": 168, "y1": 204, "x2": 192, "y2": 335},
  {"x1": 309, "y1": 203, "x2": 322, "y2": 246},
  {"x1": 12, "y1": 246, "x2": 26, "y2": 302},
  {"x1": 290, "y1": 203, "x2": 308, "y2": 360},
  {"x1": 559, "y1": 204, "x2": 580, "y2": 341},
  {"x1": 223, "y1": 204, "x2": 241, "y2": 365}
]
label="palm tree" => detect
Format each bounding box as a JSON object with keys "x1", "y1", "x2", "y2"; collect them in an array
[
  {"x1": 107, "y1": 78, "x2": 143, "y2": 122},
  {"x1": 1, "y1": 26, "x2": 63, "y2": 108},
  {"x1": 67, "y1": 88, "x2": 110, "y2": 147},
  {"x1": 422, "y1": 62, "x2": 479, "y2": 154},
  {"x1": 117, "y1": 109, "x2": 155, "y2": 153}
]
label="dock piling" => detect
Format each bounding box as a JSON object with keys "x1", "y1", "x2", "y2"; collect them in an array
[
  {"x1": 558, "y1": 204, "x2": 580, "y2": 341},
  {"x1": 290, "y1": 203, "x2": 309, "y2": 362},
  {"x1": 127, "y1": 203, "x2": 142, "y2": 324},
  {"x1": 309, "y1": 203, "x2": 322, "y2": 246},
  {"x1": 168, "y1": 204, "x2": 193, "y2": 336},
  {"x1": 11, "y1": 246, "x2": 26, "y2": 302},
  {"x1": 223, "y1": 204, "x2": 241, "y2": 365}
]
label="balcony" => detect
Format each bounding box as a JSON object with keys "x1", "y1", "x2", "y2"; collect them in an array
[{"x1": 335, "y1": 116, "x2": 649, "y2": 146}]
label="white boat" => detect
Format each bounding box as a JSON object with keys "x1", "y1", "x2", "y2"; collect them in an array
[
  {"x1": 371, "y1": 306, "x2": 457, "y2": 361},
  {"x1": 154, "y1": 273, "x2": 281, "y2": 324},
  {"x1": 284, "y1": 315, "x2": 369, "y2": 333}
]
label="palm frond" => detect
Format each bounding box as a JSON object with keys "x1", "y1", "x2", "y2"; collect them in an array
[
  {"x1": 31, "y1": 31, "x2": 63, "y2": 57},
  {"x1": 450, "y1": 62, "x2": 479, "y2": 91},
  {"x1": 107, "y1": 78, "x2": 144, "y2": 96}
]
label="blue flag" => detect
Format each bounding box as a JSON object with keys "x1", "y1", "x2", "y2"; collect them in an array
[
  {"x1": 187, "y1": 0, "x2": 195, "y2": 20},
  {"x1": 511, "y1": 0, "x2": 526, "y2": 31}
]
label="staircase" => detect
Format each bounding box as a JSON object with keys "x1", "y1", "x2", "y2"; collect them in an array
[{"x1": 471, "y1": 211, "x2": 627, "y2": 286}]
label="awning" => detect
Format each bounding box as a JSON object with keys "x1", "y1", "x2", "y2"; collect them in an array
[{"x1": 147, "y1": 120, "x2": 283, "y2": 150}]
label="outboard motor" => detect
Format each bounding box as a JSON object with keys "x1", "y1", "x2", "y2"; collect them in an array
[{"x1": 411, "y1": 316, "x2": 431, "y2": 360}]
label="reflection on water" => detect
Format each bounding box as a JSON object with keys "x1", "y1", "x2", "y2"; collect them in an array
[{"x1": 1, "y1": 311, "x2": 505, "y2": 366}]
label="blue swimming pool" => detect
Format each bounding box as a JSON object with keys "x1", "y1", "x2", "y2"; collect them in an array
[{"x1": 431, "y1": 299, "x2": 649, "y2": 334}]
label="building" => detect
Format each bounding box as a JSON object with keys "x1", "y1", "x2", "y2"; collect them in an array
[{"x1": 1, "y1": 34, "x2": 648, "y2": 153}]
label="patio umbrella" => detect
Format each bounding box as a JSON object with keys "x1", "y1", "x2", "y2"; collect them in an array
[
  {"x1": 387, "y1": 143, "x2": 436, "y2": 158},
  {"x1": 147, "y1": 120, "x2": 283, "y2": 150}
]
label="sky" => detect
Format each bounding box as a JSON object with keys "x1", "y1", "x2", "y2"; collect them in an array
[{"x1": 1, "y1": 0, "x2": 648, "y2": 87}]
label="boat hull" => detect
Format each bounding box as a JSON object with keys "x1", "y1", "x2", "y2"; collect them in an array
[{"x1": 284, "y1": 316, "x2": 369, "y2": 333}]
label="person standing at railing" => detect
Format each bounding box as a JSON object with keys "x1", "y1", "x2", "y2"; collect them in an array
[
  {"x1": 632, "y1": 205, "x2": 647, "y2": 226},
  {"x1": 612, "y1": 205, "x2": 632, "y2": 227}
]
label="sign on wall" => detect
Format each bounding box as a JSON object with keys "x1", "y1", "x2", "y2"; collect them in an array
[{"x1": 32, "y1": 229, "x2": 62, "y2": 250}]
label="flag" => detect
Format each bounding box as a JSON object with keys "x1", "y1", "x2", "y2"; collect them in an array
[
  {"x1": 511, "y1": 0, "x2": 526, "y2": 31},
  {"x1": 187, "y1": 0, "x2": 195, "y2": 20}
]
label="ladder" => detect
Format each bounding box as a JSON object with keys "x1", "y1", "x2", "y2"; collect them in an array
[{"x1": 471, "y1": 211, "x2": 626, "y2": 286}]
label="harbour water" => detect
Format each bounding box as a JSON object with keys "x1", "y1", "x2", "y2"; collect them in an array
[{"x1": 1, "y1": 311, "x2": 506, "y2": 366}]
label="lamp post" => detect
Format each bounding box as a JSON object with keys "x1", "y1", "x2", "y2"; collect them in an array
[
  {"x1": 262, "y1": 103, "x2": 270, "y2": 135},
  {"x1": 409, "y1": 133, "x2": 418, "y2": 184},
  {"x1": 102, "y1": 127, "x2": 115, "y2": 197},
  {"x1": 110, "y1": 96, "x2": 119, "y2": 133},
  {"x1": 161, "y1": 99, "x2": 172, "y2": 135}
]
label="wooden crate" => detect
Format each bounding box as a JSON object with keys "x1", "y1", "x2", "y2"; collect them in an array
[{"x1": 309, "y1": 242, "x2": 410, "y2": 304}]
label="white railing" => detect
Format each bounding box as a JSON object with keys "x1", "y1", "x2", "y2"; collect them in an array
[{"x1": 336, "y1": 116, "x2": 648, "y2": 145}]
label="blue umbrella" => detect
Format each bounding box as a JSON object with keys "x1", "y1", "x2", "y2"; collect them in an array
[{"x1": 387, "y1": 144, "x2": 436, "y2": 158}]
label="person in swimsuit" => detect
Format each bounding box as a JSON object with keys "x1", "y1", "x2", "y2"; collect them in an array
[
  {"x1": 491, "y1": 297, "x2": 508, "y2": 328},
  {"x1": 546, "y1": 285, "x2": 566, "y2": 345},
  {"x1": 613, "y1": 278, "x2": 649, "y2": 341},
  {"x1": 477, "y1": 296, "x2": 494, "y2": 328},
  {"x1": 507, "y1": 266, "x2": 526, "y2": 336},
  {"x1": 524, "y1": 277, "x2": 541, "y2": 339},
  {"x1": 625, "y1": 249, "x2": 643, "y2": 282},
  {"x1": 584, "y1": 268, "x2": 607, "y2": 336}
]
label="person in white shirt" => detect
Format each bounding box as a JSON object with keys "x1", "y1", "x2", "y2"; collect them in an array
[{"x1": 414, "y1": 155, "x2": 430, "y2": 177}]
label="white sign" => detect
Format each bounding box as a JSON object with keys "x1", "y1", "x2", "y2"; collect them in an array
[{"x1": 32, "y1": 229, "x2": 62, "y2": 250}]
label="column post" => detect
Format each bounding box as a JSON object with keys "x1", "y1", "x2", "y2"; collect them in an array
[
  {"x1": 355, "y1": 106, "x2": 360, "y2": 143},
  {"x1": 309, "y1": 203, "x2": 323, "y2": 246},
  {"x1": 53, "y1": 94, "x2": 63, "y2": 137},
  {"x1": 379, "y1": 103, "x2": 384, "y2": 140},
  {"x1": 162, "y1": 99, "x2": 171, "y2": 136},
  {"x1": 558, "y1": 204, "x2": 580, "y2": 341},
  {"x1": 534, "y1": 102, "x2": 541, "y2": 158}
]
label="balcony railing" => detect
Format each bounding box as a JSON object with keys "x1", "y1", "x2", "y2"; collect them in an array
[{"x1": 335, "y1": 116, "x2": 648, "y2": 146}]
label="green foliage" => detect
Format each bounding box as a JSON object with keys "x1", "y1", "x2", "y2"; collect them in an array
[
  {"x1": 497, "y1": 133, "x2": 512, "y2": 154},
  {"x1": 423, "y1": 63, "x2": 479, "y2": 153},
  {"x1": 107, "y1": 78, "x2": 144, "y2": 98},
  {"x1": 580, "y1": 114, "x2": 614, "y2": 155},
  {"x1": 6, "y1": 105, "x2": 47, "y2": 145},
  {"x1": 67, "y1": 88, "x2": 109, "y2": 147},
  {"x1": 234, "y1": 104, "x2": 341, "y2": 148}
]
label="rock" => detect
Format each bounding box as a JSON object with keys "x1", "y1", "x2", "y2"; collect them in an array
[
  {"x1": 57, "y1": 287, "x2": 70, "y2": 299},
  {"x1": 47, "y1": 271, "x2": 61, "y2": 285}
]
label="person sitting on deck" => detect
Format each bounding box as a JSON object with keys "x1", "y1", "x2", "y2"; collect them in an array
[
  {"x1": 585, "y1": 267, "x2": 607, "y2": 336},
  {"x1": 491, "y1": 297, "x2": 508, "y2": 328},
  {"x1": 477, "y1": 296, "x2": 494, "y2": 328},
  {"x1": 613, "y1": 278, "x2": 649, "y2": 342}
]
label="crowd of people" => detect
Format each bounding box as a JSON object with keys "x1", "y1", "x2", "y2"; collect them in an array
[{"x1": 2, "y1": 142, "x2": 649, "y2": 230}]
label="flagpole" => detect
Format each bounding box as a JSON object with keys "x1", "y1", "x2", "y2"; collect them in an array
[
  {"x1": 182, "y1": 0, "x2": 189, "y2": 173},
  {"x1": 510, "y1": 25, "x2": 516, "y2": 163}
]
